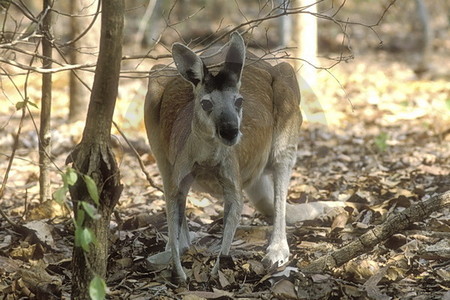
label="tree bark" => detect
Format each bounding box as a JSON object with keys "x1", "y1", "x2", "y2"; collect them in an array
[
  {"x1": 39, "y1": 0, "x2": 53, "y2": 202},
  {"x1": 303, "y1": 191, "x2": 450, "y2": 273},
  {"x1": 277, "y1": 0, "x2": 292, "y2": 47},
  {"x1": 67, "y1": 0, "x2": 124, "y2": 298},
  {"x1": 413, "y1": 0, "x2": 432, "y2": 77},
  {"x1": 294, "y1": 0, "x2": 318, "y2": 90},
  {"x1": 68, "y1": 0, "x2": 100, "y2": 122}
]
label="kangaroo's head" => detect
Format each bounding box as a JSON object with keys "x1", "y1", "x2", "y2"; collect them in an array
[{"x1": 172, "y1": 32, "x2": 246, "y2": 146}]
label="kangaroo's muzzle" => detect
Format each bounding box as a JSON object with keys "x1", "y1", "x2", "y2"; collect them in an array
[
  {"x1": 217, "y1": 110, "x2": 240, "y2": 145},
  {"x1": 219, "y1": 124, "x2": 239, "y2": 145}
]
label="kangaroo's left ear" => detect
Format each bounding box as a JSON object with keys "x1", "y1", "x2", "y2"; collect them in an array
[
  {"x1": 223, "y1": 32, "x2": 246, "y2": 86},
  {"x1": 172, "y1": 43, "x2": 208, "y2": 87}
]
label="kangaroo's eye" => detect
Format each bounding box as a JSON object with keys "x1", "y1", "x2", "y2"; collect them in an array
[
  {"x1": 201, "y1": 99, "x2": 213, "y2": 112},
  {"x1": 235, "y1": 97, "x2": 243, "y2": 109}
]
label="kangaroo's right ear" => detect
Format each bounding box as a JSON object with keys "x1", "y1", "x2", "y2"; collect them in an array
[
  {"x1": 223, "y1": 32, "x2": 246, "y2": 86},
  {"x1": 172, "y1": 43, "x2": 207, "y2": 87}
]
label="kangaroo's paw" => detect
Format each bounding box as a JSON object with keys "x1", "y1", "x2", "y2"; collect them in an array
[
  {"x1": 171, "y1": 267, "x2": 187, "y2": 284},
  {"x1": 262, "y1": 240, "x2": 290, "y2": 269}
]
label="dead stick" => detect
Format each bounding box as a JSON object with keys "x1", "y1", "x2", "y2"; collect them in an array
[
  {"x1": 112, "y1": 121, "x2": 163, "y2": 193},
  {"x1": 303, "y1": 190, "x2": 450, "y2": 273}
]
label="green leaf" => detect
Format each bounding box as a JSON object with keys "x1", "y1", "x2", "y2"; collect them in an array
[
  {"x1": 15, "y1": 101, "x2": 26, "y2": 110},
  {"x1": 74, "y1": 226, "x2": 82, "y2": 249},
  {"x1": 81, "y1": 201, "x2": 101, "y2": 220},
  {"x1": 27, "y1": 101, "x2": 38, "y2": 109},
  {"x1": 66, "y1": 168, "x2": 78, "y2": 186},
  {"x1": 74, "y1": 227, "x2": 80, "y2": 247},
  {"x1": 374, "y1": 132, "x2": 389, "y2": 152},
  {"x1": 445, "y1": 98, "x2": 450, "y2": 111},
  {"x1": 75, "y1": 209, "x2": 85, "y2": 227},
  {"x1": 52, "y1": 187, "x2": 67, "y2": 205},
  {"x1": 76, "y1": 227, "x2": 94, "y2": 252},
  {"x1": 83, "y1": 175, "x2": 100, "y2": 206},
  {"x1": 15, "y1": 100, "x2": 38, "y2": 110},
  {"x1": 89, "y1": 276, "x2": 107, "y2": 300}
]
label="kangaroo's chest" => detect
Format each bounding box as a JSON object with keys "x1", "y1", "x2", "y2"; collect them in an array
[{"x1": 191, "y1": 162, "x2": 225, "y2": 197}]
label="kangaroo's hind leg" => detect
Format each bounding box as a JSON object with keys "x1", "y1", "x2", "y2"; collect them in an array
[
  {"x1": 262, "y1": 61, "x2": 302, "y2": 268},
  {"x1": 262, "y1": 149, "x2": 297, "y2": 268},
  {"x1": 245, "y1": 173, "x2": 275, "y2": 218}
]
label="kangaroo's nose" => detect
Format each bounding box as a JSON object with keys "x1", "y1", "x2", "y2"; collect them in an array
[{"x1": 219, "y1": 125, "x2": 239, "y2": 142}]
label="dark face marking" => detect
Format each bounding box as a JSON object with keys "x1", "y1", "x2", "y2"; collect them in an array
[{"x1": 204, "y1": 68, "x2": 239, "y2": 93}]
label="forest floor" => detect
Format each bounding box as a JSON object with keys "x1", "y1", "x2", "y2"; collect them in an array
[{"x1": 1, "y1": 43, "x2": 450, "y2": 299}]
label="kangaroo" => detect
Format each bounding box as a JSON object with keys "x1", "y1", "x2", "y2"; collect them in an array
[{"x1": 144, "y1": 32, "x2": 302, "y2": 282}]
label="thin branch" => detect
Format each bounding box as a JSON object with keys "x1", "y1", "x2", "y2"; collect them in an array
[
  {"x1": 134, "y1": 0, "x2": 157, "y2": 47},
  {"x1": 112, "y1": 121, "x2": 163, "y2": 193},
  {"x1": 58, "y1": 0, "x2": 101, "y2": 47},
  {"x1": 2, "y1": 0, "x2": 392, "y2": 76},
  {"x1": 1, "y1": 44, "x2": 65, "y2": 66},
  {"x1": 9, "y1": 0, "x2": 38, "y2": 22},
  {"x1": 0, "y1": 58, "x2": 97, "y2": 73},
  {"x1": 0, "y1": 41, "x2": 41, "y2": 227},
  {"x1": 0, "y1": 0, "x2": 398, "y2": 79}
]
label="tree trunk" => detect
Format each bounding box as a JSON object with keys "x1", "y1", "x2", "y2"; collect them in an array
[
  {"x1": 39, "y1": 0, "x2": 53, "y2": 202},
  {"x1": 68, "y1": 0, "x2": 100, "y2": 122},
  {"x1": 67, "y1": 0, "x2": 124, "y2": 298},
  {"x1": 413, "y1": 0, "x2": 432, "y2": 77},
  {"x1": 277, "y1": 0, "x2": 292, "y2": 47},
  {"x1": 294, "y1": 0, "x2": 318, "y2": 90}
]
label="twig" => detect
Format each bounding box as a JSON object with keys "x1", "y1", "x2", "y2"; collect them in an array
[
  {"x1": 112, "y1": 121, "x2": 163, "y2": 193},
  {"x1": 1, "y1": 0, "x2": 398, "y2": 76},
  {"x1": 0, "y1": 44, "x2": 40, "y2": 227},
  {"x1": 56, "y1": 0, "x2": 101, "y2": 47},
  {"x1": 49, "y1": 39, "x2": 160, "y2": 195},
  {"x1": 134, "y1": 0, "x2": 157, "y2": 47},
  {"x1": 303, "y1": 190, "x2": 450, "y2": 273},
  {"x1": 0, "y1": 58, "x2": 97, "y2": 73},
  {"x1": 8, "y1": 0, "x2": 37, "y2": 22}
]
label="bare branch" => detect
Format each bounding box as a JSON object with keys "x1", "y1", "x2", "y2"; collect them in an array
[
  {"x1": 57, "y1": 0, "x2": 101, "y2": 47},
  {"x1": 0, "y1": 58, "x2": 96, "y2": 73},
  {"x1": 112, "y1": 121, "x2": 163, "y2": 193},
  {"x1": 9, "y1": 0, "x2": 38, "y2": 22},
  {"x1": 0, "y1": 40, "x2": 41, "y2": 227},
  {"x1": 1, "y1": 0, "x2": 398, "y2": 78}
]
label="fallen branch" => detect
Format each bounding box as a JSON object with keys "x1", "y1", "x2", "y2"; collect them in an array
[{"x1": 303, "y1": 190, "x2": 450, "y2": 273}]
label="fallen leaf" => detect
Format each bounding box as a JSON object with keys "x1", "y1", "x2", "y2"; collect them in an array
[
  {"x1": 0, "y1": 256, "x2": 22, "y2": 273},
  {"x1": 423, "y1": 239, "x2": 450, "y2": 259},
  {"x1": 26, "y1": 200, "x2": 68, "y2": 221},
  {"x1": 344, "y1": 260, "x2": 380, "y2": 282},
  {"x1": 0, "y1": 235, "x2": 12, "y2": 249},
  {"x1": 363, "y1": 266, "x2": 390, "y2": 300},
  {"x1": 180, "y1": 288, "x2": 233, "y2": 299},
  {"x1": 272, "y1": 279, "x2": 297, "y2": 300},
  {"x1": 22, "y1": 220, "x2": 55, "y2": 249},
  {"x1": 218, "y1": 270, "x2": 230, "y2": 288}
]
